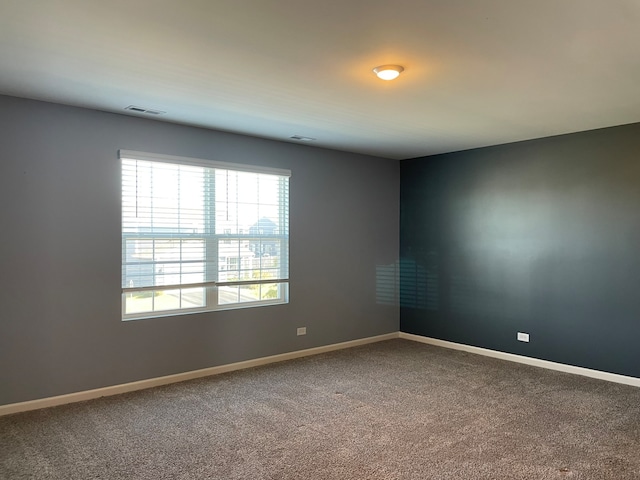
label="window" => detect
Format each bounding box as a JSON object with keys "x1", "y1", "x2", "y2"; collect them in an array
[{"x1": 120, "y1": 150, "x2": 290, "y2": 320}]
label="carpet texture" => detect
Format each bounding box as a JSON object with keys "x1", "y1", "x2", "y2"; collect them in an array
[{"x1": 1, "y1": 339, "x2": 640, "y2": 479}]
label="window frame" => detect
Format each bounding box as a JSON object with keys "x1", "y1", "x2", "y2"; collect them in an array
[{"x1": 120, "y1": 150, "x2": 290, "y2": 321}]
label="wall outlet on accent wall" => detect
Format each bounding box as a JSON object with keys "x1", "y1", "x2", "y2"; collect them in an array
[
  {"x1": 517, "y1": 332, "x2": 530, "y2": 342},
  {"x1": 297, "y1": 327, "x2": 307, "y2": 336}
]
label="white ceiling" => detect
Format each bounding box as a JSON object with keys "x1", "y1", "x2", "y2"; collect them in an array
[{"x1": 1, "y1": 0, "x2": 639, "y2": 160}]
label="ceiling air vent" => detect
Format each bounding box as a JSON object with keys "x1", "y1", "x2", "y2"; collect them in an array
[
  {"x1": 125, "y1": 105, "x2": 166, "y2": 115},
  {"x1": 290, "y1": 135, "x2": 316, "y2": 141}
]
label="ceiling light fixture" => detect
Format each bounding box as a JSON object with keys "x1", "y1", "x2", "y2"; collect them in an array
[{"x1": 373, "y1": 65, "x2": 404, "y2": 81}]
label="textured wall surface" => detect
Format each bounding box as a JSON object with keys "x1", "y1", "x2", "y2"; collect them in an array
[
  {"x1": 0, "y1": 95, "x2": 399, "y2": 405},
  {"x1": 401, "y1": 123, "x2": 640, "y2": 378}
]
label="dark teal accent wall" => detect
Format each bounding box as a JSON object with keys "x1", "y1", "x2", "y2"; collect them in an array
[{"x1": 401, "y1": 123, "x2": 640, "y2": 378}]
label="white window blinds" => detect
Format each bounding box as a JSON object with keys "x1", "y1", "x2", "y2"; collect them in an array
[{"x1": 120, "y1": 150, "x2": 290, "y2": 320}]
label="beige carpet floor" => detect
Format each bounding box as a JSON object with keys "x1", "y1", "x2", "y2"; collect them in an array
[{"x1": 1, "y1": 339, "x2": 640, "y2": 479}]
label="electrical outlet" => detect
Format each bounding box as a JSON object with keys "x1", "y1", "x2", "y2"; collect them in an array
[
  {"x1": 517, "y1": 332, "x2": 530, "y2": 342},
  {"x1": 297, "y1": 327, "x2": 307, "y2": 336}
]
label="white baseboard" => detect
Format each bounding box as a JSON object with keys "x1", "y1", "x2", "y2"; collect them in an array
[
  {"x1": 0, "y1": 332, "x2": 399, "y2": 417},
  {"x1": 399, "y1": 332, "x2": 640, "y2": 388},
  {"x1": 4, "y1": 331, "x2": 637, "y2": 417}
]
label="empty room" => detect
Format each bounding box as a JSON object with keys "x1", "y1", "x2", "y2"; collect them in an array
[{"x1": 1, "y1": 1, "x2": 640, "y2": 479}]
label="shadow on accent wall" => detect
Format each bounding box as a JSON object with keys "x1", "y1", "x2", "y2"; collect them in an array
[
  {"x1": 396, "y1": 249, "x2": 533, "y2": 323},
  {"x1": 376, "y1": 255, "x2": 438, "y2": 310}
]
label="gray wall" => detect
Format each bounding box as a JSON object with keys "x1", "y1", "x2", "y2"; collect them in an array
[
  {"x1": 0, "y1": 95, "x2": 399, "y2": 406},
  {"x1": 401, "y1": 123, "x2": 640, "y2": 378}
]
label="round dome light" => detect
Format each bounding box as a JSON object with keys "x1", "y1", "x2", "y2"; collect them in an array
[{"x1": 373, "y1": 65, "x2": 404, "y2": 81}]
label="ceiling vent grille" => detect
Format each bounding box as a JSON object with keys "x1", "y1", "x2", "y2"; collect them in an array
[
  {"x1": 125, "y1": 105, "x2": 166, "y2": 115},
  {"x1": 290, "y1": 135, "x2": 316, "y2": 141}
]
